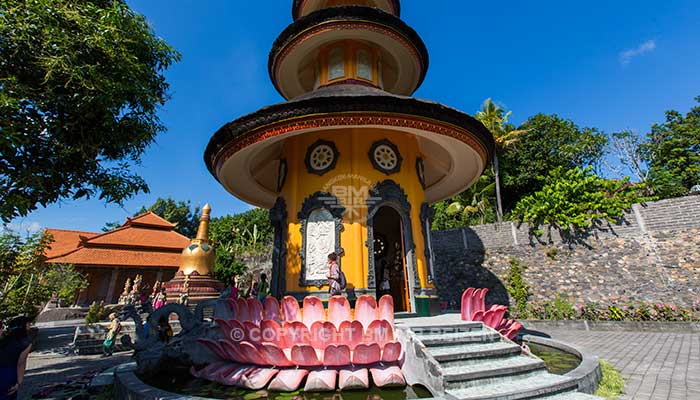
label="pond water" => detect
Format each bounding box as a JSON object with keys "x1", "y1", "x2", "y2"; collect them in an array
[
  {"x1": 140, "y1": 368, "x2": 433, "y2": 400},
  {"x1": 527, "y1": 342, "x2": 581, "y2": 375}
]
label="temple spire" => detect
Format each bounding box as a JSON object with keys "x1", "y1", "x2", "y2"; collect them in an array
[{"x1": 195, "y1": 203, "x2": 211, "y2": 241}]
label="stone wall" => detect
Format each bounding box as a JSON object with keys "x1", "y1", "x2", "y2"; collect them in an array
[{"x1": 430, "y1": 195, "x2": 700, "y2": 308}]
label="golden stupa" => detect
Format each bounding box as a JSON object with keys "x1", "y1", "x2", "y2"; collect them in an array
[{"x1": 164, "y1": 203, "x2": 224, "y2": 304}]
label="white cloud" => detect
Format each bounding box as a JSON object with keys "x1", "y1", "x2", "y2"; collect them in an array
[
  {"x1": 1, "y1": 221, "x2": 42, "y2": 234},
  {"x1": 619, "y1": 40, "x2": 656, "y2": 65}
]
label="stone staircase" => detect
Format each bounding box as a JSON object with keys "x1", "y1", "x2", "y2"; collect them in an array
[{"x1": 408, "y1": 322, "x2": 601, "y2": 400}]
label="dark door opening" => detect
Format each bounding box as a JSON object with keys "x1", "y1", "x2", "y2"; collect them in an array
[{"x1": 372, "y1": 206, "x2": 409, "y2": 312}]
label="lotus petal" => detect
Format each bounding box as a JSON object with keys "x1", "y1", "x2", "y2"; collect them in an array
[
  {"x1": 355, "y1": 295, "x2": 377, "y2": 331},
  {"x1": 260, "y1": 343, "x2": 294, "y2": 367},
  {"x1": 381, "y1": 341, "x2": 402, "y2": 363},
  {"x1": 352, "y1": 343, "x2": 381, "y2": 365},
  {"x1": 378, "y1": 295, "x2": 395, "y2": 324},
  {"x1": 239, "y1": 341, "x2": 266, "y2": 365},
  {"x1": 461, "y1": 287, "x2": 475, "y2": 320},
  {"x1": 283, "y1": 320, "x2": 311, "y2": 346},
  {"x1": 472, "y1": 310, "x2": 485, "y2": 322},
  {"x1": 260, "y1": 319, "x2": 284, "y2": 347},
  {"x1": 263, "y1": 296, "x2": 281, "y2": 322},
  {"x1": 227, "y1": 298, "x2": 239, "y2": 320},
  {"x1": 190, "y1": 361, "x2": 229, "y2": 379},
  {"x1": 328, "y1": 296, "x2": 351, "y2": 328},
  {"x1": 268, "y1": 369, "x2": 309, "y2": 392},
  {"x1": 291, "y1": 344, "x2": 322, "y2": 366},
  {"x1": 237, "y1": 297, "x2": 250, "y2": 321},
  {"x1": 323, "y1": 344, "x2": 351, "y2": 366},
  {"x1": 338, "y1": 367, "x2": 369, "y2": 390},
  {"x1": 338, "y1": 320, "x2": 363, "y2": 350},
  {"x1": 248, "y1": 298, "x2": 264, "y2": 324},
  {"x1": 239, "y1": 367, "x2": 279, "y2": 390},
  {"x1": 483, "y1": 307, "x2": 507, "y2": 329},
  {"x1": 227, "y1": 320, "x2": 246, "y2": 342},
  {"x1": 363, "y1": 319, "x2": 393, "y2": 346},
  {"x1": 210, "y1": 364, "x2": 243, "y2": 384},
  {"x1": 213, "y1": 317, "x2": 233, "y2": 338},
  {"x1": 281, "y1": 296, "x2": 301, "y2": 322},
  {"x1": 218, "y1": 365, "x2": 251, "y2": 386},
  {"x1": 474, "y1": 288, "x2": 488, "y2": 314},
  {"x1": 504, "y1": 322, "x2": 522, "y2": 340},
  {"x1": 243, "y1": 321, "x2": 262, "y2": 344},
  {"x1": 370, "y1": 365, "x2": 406, "y2": 388},
  {"x1": 219, "y1": 340, "x2": 247, "y2": 363},
  {"x1": 310, "y1": 321, "x2": 336, "y2": 349},
  {"x1": 304, "y1": 369, "x2": 337, "y2": 392},
  {"x1": 302, "y1": 296, "x2": 325, "y2": 328},
  {"x1": 197, "y1": 338, "x2": 228, "y2": 360}
]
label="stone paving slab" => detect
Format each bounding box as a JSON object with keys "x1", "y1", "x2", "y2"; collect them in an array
[{"x1": 541, "y1": 329, "x2": 700, "y2": 400}]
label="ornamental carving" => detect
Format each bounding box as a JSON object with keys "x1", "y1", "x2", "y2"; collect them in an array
[
  {"x1": 369, "y1": 139, "x2": 402, "y2": 175},
  {"x1": 298, "y1": 192, "x2": 345, "y2": 287}
]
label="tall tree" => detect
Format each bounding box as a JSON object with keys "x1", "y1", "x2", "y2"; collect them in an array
[
  {"x1": 641, "y1": 96, "x2": 700, "y2": 198},
  {"x1": 0, "y1": 0, "x2": 181, "y2": 223},
  {"x1": 500, "y1": 114, "x2": 608, "y2": 210},
  {"x1": 474, "y1": 98, "x2": 528, "y2": 222},
  {"x1": 103, "y1": 197, "x2": 200, "y2": 238}
]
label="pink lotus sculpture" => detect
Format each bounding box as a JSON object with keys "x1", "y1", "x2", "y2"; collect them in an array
[
  {"x1": 460, "y1": 287, "x2": 522, "y2": 340},
  {"x1": 192, "y1": 294, "x2": 405, "y2": 392}
]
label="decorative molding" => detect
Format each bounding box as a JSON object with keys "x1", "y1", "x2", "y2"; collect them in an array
[
  {"x1": 369, "y1": 139, "x2": 403, "y2": 175},
  {"x1": 298, "y1": 192, "x2": 345, "y2": 287},
  {"x1": 276, "y1": 159, "x2": 288, "y2": 192},
  {"x1": 269, "y1": 197, "x2": 287, "y2": 298},
  {"x1": 212, "y1": 113, "x2": 490, "y2": 176},
  {"x1": 304, "y1": 139, "x2": 339, "y2": 176},
  {"x1": 420, "y1": 202, "x2": 436, "y2": 283},
  {"x1": 416, "y1": 157, "x2": 426, "y2": 189},
  {"x1": 365, "y1": 180, "x2": 418, "y2": 291}
]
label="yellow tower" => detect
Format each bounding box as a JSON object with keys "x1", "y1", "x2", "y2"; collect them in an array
[
  {"x1": 205, "y1": 1, "x2": 494, "y2": 312},
  {"x1": 165, "y1": 203, "x2": 224, "y2": 304}
]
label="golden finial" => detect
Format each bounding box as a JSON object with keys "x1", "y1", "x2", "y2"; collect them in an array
[{"x1": 179, "y1": 202, "x2": 216, "y2": 275}]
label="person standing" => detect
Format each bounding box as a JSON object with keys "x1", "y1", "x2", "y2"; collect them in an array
[
  {"x1": 229, "y1": 275, "x2": 239, "y2": 299},
  {"x1": 102, "y1": 313, "x2": 121, "y2": 357},
  {"x1": 0, "y1": 316, "x2": 32, "y2": 400},
  {"x1": 326, "y1": 252, "x2": 342, "y2": 296},
  {"x1": 256, "y1": 273, "x2": 270, "y2": 301}
]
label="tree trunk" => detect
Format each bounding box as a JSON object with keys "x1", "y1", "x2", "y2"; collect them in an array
[{"x1": 494, "y1": 153, "x2": 504, "y2": 222}]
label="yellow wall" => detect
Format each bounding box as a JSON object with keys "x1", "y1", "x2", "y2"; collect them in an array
[{"x1": 280, "y1": 127, "x2": 434, "y2": 299}]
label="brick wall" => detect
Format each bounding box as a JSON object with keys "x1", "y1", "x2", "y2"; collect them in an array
[{"x1": 430, "y1": 195, "x2": 700, "y2": 308}]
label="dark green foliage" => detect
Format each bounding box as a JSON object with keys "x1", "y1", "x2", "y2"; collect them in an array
[
  {"x1": 500, "y1": 114, "x2": 608, "y2": 210},
  {"x1": 505, "y1": 258, "x2": 530, "y2": 317},
  {"x1": 84, "y1": 301, "x2": 107, "y2": 325},
  {"x1": 512, "y1": 167, "x2": 643, "y2": 238},
  {"x1": 641, "y1": 96, "x2": 700, "y2": 198},
  {"x1": 104, "y1": 197, "x2": 200, "y2": 238},
  {"x1": 0, "y1": 230, "x2": 88, "y2": 320},
  {"x1": 0, "y1": 0, "x2": 181, "y2": 222}
]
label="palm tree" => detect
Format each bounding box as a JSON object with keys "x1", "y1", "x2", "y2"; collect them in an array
[
  {"x1": 475, "y1": 98, "x2": 528, "y2": 222},
  {"x1": 446, "y1": 175, "x2": 496, "y2": 225}
]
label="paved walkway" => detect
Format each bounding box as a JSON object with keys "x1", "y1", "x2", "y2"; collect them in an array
[{"x1": 543, "y1": 329, "x2": 700, "y2": 400}]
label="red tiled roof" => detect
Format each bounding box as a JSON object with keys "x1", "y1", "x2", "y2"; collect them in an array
[
  {"x1": 45, "y1": 229, "x2": 98, "y2": 259},
  {"x1": 46, "y1": 211, "x2": 189, "y2": 268}
]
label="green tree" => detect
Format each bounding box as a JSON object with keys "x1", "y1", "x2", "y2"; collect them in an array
[
  {"x1": 500, "y1": 114, "x2": 608, "y2": 210},
  {"x1": 0, "y1": 230, "x2": 87, "y2": 320},
  {"x1": 475, "y1": 98, "x2": 528, "y2": 222},
  {"x1": 641, "y1": 96, "x2": 700, "y2": 198},
  {"x1": 104, "y1": 197, "x2": 200, "y2": 238},
  {"x1": 512, "y1": 166, "x2": 643, "y2": 239},
  {"x1": 445, "y1": 175, "x2": 497, "y2": 225},
  {"x1": 0, "y1": 0, "x2": 181, "y2": 223}
]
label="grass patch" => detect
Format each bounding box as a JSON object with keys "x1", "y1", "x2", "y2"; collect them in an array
[{"x1": 595, "y1": 360, "x2": 624, "y2": 399}]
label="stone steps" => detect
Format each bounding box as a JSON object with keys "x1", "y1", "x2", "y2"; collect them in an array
[
  {"x1": 417, "y1": 330, "x2": 501, "y2": 347},
  {"x1": 443, "y1": 356, "x2": 547, "y2": 389},
  {"x1": 431, "y1": 341, "x2": 523, "y2": 365},
  {"x1": 409, "y1": 322, "x2": 603, "y2": 399}
]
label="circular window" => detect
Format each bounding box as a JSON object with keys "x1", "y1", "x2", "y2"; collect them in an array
[
  {"x1": 305, "y1": 140, "x2": 338, "y2": 175},
  {"x1": 369, "y1": 140, "x2": 402, "y2": 174}
]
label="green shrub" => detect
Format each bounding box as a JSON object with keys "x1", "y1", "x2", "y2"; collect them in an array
[
  {"x1": 505, "y1": 258, "x2": 530, "y2": 318},
  {"x1": 595, "y1": 360, "x2": 624, "y2": 399},
  {"x1": 85, "y1": 301, "x2": 106, "y2": 325}
]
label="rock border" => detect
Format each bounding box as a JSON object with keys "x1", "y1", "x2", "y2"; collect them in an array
[
  {"x1": 113, "y1": 362, "x2": 211, "y2": 400},
  {"x1": 522, "y1": 334, "x2": 602, "y2": 394},
  {"x1": 522, "y1": 319, "x2": 700, "y2": 333}
]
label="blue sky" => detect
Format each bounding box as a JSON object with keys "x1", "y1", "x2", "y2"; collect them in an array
[{"x1": 12, "y1": 0, "x2": 700, "y2": 233}]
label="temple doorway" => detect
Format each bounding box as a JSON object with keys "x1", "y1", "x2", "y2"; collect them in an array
[{"x1": 371, "y1": 206, "x2": 409, "y2": 312}]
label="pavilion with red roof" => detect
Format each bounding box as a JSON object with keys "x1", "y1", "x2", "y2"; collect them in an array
[{"x1": 45, "y1": 211, "x2": 190, "y2": 304}]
